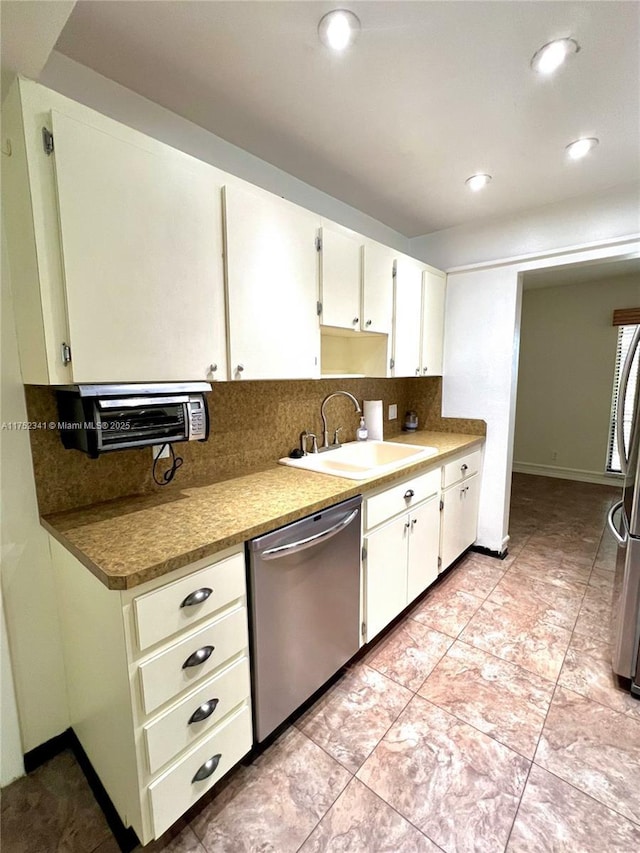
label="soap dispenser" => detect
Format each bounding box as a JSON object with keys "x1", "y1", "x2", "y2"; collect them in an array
[{"x1": 357, "y1": 417, "x2": 368, "y2": 441}]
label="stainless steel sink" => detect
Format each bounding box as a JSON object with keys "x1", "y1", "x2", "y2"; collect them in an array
[{"x1": 279, "y1": 440, "x2": 439, "y2": 480}]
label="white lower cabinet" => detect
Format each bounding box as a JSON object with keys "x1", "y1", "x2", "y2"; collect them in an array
[
  {"x1": 363, "y1": 470, "x2": 441, "y2": 643},
  {"x1": 440, "y1": 448, "x2": 482, "y2": 571},
  {"x1": 362, "y1": 446, "x2": 482, "y2": 643},
  {"x1": 50, "y1": 541, "x2": 253, "y2": 846},
  {"x1": 440, "y1": 473, "x2": 480, "y2": 572}
]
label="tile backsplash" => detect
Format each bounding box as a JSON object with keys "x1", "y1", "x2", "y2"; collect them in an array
[{"x1": 25, "y1": 377, "x2": 484, "y2": 516}]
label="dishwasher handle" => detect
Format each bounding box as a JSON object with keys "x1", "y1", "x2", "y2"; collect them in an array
[{"x1": 260, "y1": 508, "x2": 360, "y2": 561}]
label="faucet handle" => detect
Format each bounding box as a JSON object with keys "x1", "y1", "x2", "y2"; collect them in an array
[
  {"x1": 307, "y1": 433, "x2": 318, "y2": 454},
  {"x1": 333, "y1": 427, "x2": 343, "y2": 446}
]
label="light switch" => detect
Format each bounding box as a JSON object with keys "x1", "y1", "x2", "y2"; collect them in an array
[{"x1": 389, "y1": 404, "x2": 397, "y2": 420}]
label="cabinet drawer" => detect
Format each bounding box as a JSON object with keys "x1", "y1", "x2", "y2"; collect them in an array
[
  {"x1": 442, "y1": 449, "x2": 481, "y2": 488},
  {"x1": 138, "y1": 606, "x2": 248, "y2": 715},
  {"x1": 134, "y1": 552, "x2": 246, "y2": 652},
  {"x1": 144, "y1": 656, "x2": 250, "y2": 775},
  {"x1": 365, "y1": 468, "x2": 440, "y2": 530},
  {"x1": 148, "y1": 703, "x2": 252, "y2": 839}
]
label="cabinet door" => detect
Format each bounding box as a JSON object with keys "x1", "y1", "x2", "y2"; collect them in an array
[
  {"x1": 319, "y1": 225, "x2": 362, "y2": 330},
  {"x1": 362, "y1": 241, "x2": 395, "y2": 334},
  {"x1": 407, "y1": 496, "x2": 440, "y2": 602},
  {"x1": 440, "y1": 474, "x2": 480, "y2": 571},
  {"x1": 224, "y1": 184, "x2": 320, "y2": 380},
  {"x1": 51, "y1": 110, "x2": 225, "y2": 383},
  {"x1": 421, "y1": 270, "x2": 446, "y2": 376},
  {"x1": 393, "y1": 255, "x2": 423, "y2": 377},
  {"x1": 364, "y1": 515, "x2": 408, "y2": 642}
]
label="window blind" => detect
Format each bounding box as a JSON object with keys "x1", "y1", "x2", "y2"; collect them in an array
[{"x1": 607, "y1": 324, "x2": 639, "y2": 473}]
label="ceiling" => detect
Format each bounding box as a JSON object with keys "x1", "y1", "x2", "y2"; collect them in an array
[
  {"x1": 523, "y1": 256, "x2": 640, "y2": 290},
  {"x1": 5, "y1": 2, "x2": 640, "y2": 238}
]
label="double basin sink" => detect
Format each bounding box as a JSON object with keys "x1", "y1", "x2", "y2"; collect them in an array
[{"x1": 279, "y1": 440, "x2": 439, "y2": 480}]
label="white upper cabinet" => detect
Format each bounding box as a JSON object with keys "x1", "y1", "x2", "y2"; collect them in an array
[
  {"x1": 362, "y1": 241, "x2": 395, "y2": 335},
  {"x1": 393, "y1": 255, "x2": 423, "y2": 377},
  {"x1": 421, "y1": 270, "x2": 446, "y2": 376},
  {"x1": 50, "y1": 111, "x2": 226, "y2": 383},
  {"x1": 3, "y1": 79, "x2": 227, "y2": 384},
  {"x1": 318, "y1": 224, "x2": 362, "y2": 330},
  {"x1": 224, "y1": 184, "x2": 320, "y2": 380}
]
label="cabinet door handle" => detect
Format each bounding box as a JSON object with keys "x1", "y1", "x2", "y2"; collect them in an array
[
  {"x1": 180, "y1": 587, "x2": 213, "y2": 608},
  {"x1": 182, "y1": 645, "x2": 215, "y2": 669},
  {"x1": 411, "y1": 518, "x2": 417, "y2": 526},
  {"x1": 415, "y1": 367, "x2": 420, "y2": 376},
  {"x1": 188, "y1": 698, "x2": 219, "y2": 724},
  {"x1": 461, "y1": 463, "x2": 468, "y2": 472},
  {"x1": 209, "y1": 363, "x2": 218, "y2": 373},
  {"x1": 423, "y1": 367, "x2": 428, "y2": 374},
  {"x1": 404, "y1": 521, "x2": 411, "y2": 529},
  {"x1": 365, "y1": 319, "x2": 372, "y2": 327},
  {"x1": 192, "y1": 753, "x2": 221, "y2": 783},
  {"x1": 404, "y1": 489, "x2": 415, "y2": 499},
  {"x1": 353, "y1": 317, "x2": 359, "y2": 325},
  {"x1": 236, "y1": 364, "x2": 245, "y2": 373}
]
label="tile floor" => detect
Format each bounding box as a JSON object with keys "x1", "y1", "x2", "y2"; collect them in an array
[{"x1": 3, "y1": 473, "x2": 640, "y2": 852}]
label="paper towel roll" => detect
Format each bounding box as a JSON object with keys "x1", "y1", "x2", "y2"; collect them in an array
[{"x1": 363, "y1": 400, "x2": 383, "y2": 441}]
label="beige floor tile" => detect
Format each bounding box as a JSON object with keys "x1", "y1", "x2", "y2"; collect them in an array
[
  {"x1": 411, "y1": 585, "x2": 485, "y2": 638},
  {"x1": 507, "y1": 764, "x2": 640, "y2": 852},
  {"x1": 418, "y1": 641, "x2": 554, "y2": 759},
  {"x1": 488, "y1": 572, "x2": 584, "y2": 631},
  {"x1": 558, "y1": 633, "x2": 640, "y2": 719},
  {"x1": 299, "y1": 777, "x2": 439, "y2": 853},
  {"x1": 357, "y1": 695, "x2": 530, "y2": 853},
  {"x1": 438, "y1": 555, "x2": 506, "y2": 598},
  {"x1": 536, "y1": 686, "x2": 640, "y2": 824},
  {"x1": 366, "y1": 618, "x2": 453, "y2": 691},
  {"x1": 296, "y1": 664, "x2": 412, "y2": 772},
  {"x1": 573, "y1": 585, "x2": 613, "y2": 642},
  {"x1": 0, "y1": 750, "x2": 113, "y2": 853},
  {"x1": 459, "y1": 599, "x2": 572, "y2": 681},
  {"x1": 190, "y1": 728, "x2": 351, "y2": 852}
]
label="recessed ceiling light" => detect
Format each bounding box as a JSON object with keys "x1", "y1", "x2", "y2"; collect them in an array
[
  {"x1": 565, "y1": 137, "x2": 599, "y2": 160},
  {"x1": 465, "y1": 174, "x2": 492, "y2": 192},
  {"x1": 531, "y1": 38, "x2": 579, "y2": 74},
  {"x1": 318, "y1": 10, "x2": 361, "y2": 51}
]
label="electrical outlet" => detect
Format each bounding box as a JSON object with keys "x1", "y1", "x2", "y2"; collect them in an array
[
  {"x1": 389, "y1": 404, "x2": 398, "y2": 420},
  {"x1": 551, "y1": 450, "x2": 558, "y2": 462},
  {"x1": 153, "y1": 444, "x2": 170, "y2": 460}
]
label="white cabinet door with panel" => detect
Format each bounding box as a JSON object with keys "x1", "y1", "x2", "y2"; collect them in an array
[
  {"x1": 364, "y1": 515, "x2": 409, "y2": 642},
  {"x1": 393, "y1": 255, "x2": 424, "y2": 377},
  {"x1": 319, "y1": 224, "x2": 362, "y2": 330},
  {"x1": 421, "y1": 270, "x2": 446, "y2": 376},
  {"x1": 362, "y1": 240, "x2": 395, "y2": 335},
  {"x1": 406, "y1": 495, "x2": 441, "y2": 602},
  {"x1": 224, "y1": 184, "x2": 320, "y2": 380}
]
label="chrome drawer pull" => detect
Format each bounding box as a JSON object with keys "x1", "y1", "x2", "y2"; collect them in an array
[
  {"x1": 182, "y1": 645, "x2": 214, "y2": 669},
  {"x1": 192, "y1": 753, "x2": 221, "y2": 783},
  {"x1": 180, "y1": 587, "x2": 213, "y2": 608},
  {"x1": 461, "y1": 463, "x2": 469, "y2": 472},
  {"x1": 404, "y1": 489, "x2": 415, "y2": 499},
  {"x1": 188, "y1": 698, "x2": 219, "y2": 725}
]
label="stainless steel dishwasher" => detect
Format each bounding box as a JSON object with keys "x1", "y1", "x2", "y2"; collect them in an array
[{"x1": 248, "y1": 495, "x2": 362, "y2": 742}]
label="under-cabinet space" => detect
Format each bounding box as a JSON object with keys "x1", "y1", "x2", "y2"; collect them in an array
[{"x1": 320, "y1": 327, "x2": 390, "y2": 378}]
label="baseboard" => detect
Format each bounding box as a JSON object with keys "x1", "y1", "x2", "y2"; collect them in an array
[
  {"x1": 512, "y1": 462, "x2": 623, "y2": 487},
  {"x1": 470, "y1": 545, "x2": 509, "y2": 560},
  {"x1": 22, "y1": 728, "x2": 138, "y2": 853},
  {"x1": 23, "y1": 728, "x2": 73, "y2": 773}
]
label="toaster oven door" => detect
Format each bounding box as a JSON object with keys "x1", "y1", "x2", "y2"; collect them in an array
[{"x1": 95, "y1": 396, "x2": 188, "y2": 451}]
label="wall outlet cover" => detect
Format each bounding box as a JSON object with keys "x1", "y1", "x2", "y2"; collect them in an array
[
  {"x1": 389, "y1": 404, "x2": 398, "y2": 420},
  {"x1": 152, "y1": 444, "x2": 170, "y2": 460}
]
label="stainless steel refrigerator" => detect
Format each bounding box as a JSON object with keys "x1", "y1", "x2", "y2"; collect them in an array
[{"x1": 608, "y1": 325, "x2": 640, "y2": 695}]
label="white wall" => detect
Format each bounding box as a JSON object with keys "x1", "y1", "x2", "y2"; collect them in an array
[
  {"x1": 40, "y1": 52, "x2": 410, "y2": 254},
  {"x1": 443, "y1": 239, "x2": 640, "y2": 553},
  {"x1": 514, "y1": 275, "x2": 639, "y2": 483},
  {"x1": 409, "y1": 182, "x2": 640, "y2": 271},
  {"x1": 0, "y1": 222, "x2": 70, "y2": 758}
]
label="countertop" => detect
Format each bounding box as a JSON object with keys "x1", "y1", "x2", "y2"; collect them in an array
[{"x1": 42, "y1": 431, "x2": 484, "y2": 590}]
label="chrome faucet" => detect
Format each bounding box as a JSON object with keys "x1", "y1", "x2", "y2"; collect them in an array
[{"x1": 320, "y1": 391, "x2": 362, "y2": 449}]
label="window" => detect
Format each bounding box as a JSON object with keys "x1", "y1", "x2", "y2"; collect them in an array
[{"x1": 607, "y1": 324, "x2": 639, "y2": 473}]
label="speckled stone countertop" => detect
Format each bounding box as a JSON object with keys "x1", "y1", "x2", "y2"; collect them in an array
[{"x1": 42, "y1": 431, "x2": 483, "y2": 590}]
